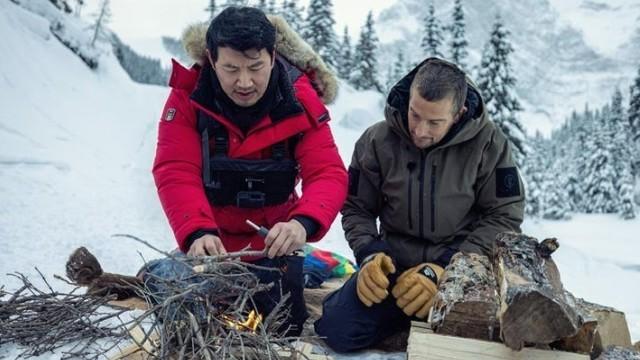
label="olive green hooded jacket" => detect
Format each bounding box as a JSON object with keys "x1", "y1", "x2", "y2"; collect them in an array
[{"x1": 343, "y1": 59, "x2": 525, "y2": 268}]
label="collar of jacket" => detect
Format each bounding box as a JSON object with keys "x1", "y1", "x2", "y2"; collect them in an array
[{"x1": 384, "y1": 57, "x2": 488, "y2": 151}]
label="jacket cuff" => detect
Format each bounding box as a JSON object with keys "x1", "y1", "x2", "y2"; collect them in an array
[
  {"x1": 354, "y1": 240, "x2": 391, "y2": 267},
  {"x1": 183, "y1": 228, "x2": 219, "y2": 253},
  {"x1": 292, "y1": 215, "x2": 319, "y2": 239},
  {"x1": 433, "y1": 247, "x2": 457, "y2": 268}
]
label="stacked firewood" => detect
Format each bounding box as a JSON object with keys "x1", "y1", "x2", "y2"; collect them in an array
[{"x1": 429, "y1": 233, "x2": 636, "y2": 358}]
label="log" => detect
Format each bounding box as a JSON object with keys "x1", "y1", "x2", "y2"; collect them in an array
[
  {"x1": 408, "y1": 321, "x2": 588, "y2": 360},
  {"x1": 493, "y1": 234, "x2": 583, "y2": 350},
  {"x1": 66, "y1": 247, "x2": 144, "y2": 300},
  {"x1": 430, "y1": 252, "x2": 500, "y2": 341}
]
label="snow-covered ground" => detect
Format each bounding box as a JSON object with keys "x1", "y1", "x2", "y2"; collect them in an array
[{"x1": 1, "y1": 1, "x2": 638, "y2": 359}]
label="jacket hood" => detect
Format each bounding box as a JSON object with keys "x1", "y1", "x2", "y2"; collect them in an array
[
  {"x1": 181, "y1": 15, "x2": 338, "y2": 105},
  {"x1": 384, "y1": 57, "x2": 488, "y2": 149}
]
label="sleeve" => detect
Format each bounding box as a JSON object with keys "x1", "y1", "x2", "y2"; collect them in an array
[
  {"x1": 458, "y1": 129, "x2": 525, "y2": 256},
  {"x1": 152, "y1": 89, "x2": 218, "y2": 252},
  {"x1": 286, "y1": 121, "x2": 348, "y2": 243},
  {"x1": 340, "y1": 128, "x2": 392, "y2": 266}
]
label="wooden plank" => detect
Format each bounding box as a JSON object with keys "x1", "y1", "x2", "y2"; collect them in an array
[{"x1": 408, "y1": 322, "x2": 588, "y2": 360}]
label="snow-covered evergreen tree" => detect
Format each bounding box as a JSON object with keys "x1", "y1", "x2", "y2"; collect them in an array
[
  {"x1": 225, "y1": 0, "x2": 247, "y2": 7},
  {"x1": 303, "y1": 0, "x2": 338, "y2": 69},
  {"x1": 337, "y1": 26, "x2": 354, "y2": 81},
  {"x1": 583, "y1": 106, "x2": 619, "y2": 213},
  {"x1": 477, "y1": 17, "x2": 526, "y2": 167},
  {"x1": 256, "y1": 0, "x2": 267, "y2": 11},
  {"x1": 89, "y1": 0, "x2": 111, "y2": 47},
  {"x1": 112, "y1": 34, "x2": 169, "y2": 86},
  {"x1": 609, "y1": 89, "x2": 636, "y2": 219},
  {"x1": 449, "y1": 0, "x2": 468, "y2": 69},
  {"x1": 281, "y1": 0, "x2": 305, "y2": 34},
  {"x1": 421, "y1": 3, "x2": 444, "y2": 58},
  {"x1": 385, "y1": 51, "x2": 406, "y2": 92},
  {"x1": 543, "y1": 164, "x2": 572, "y2": 220},
  {"x1": 205, "y1": 0, "x2": 217, "y2": 19},
  {"x1": 351, "y1": 11, "x2": 382, "y2": 92},
  {"x1": 523, "y1": 132, "x2": 547, "y2": 217},
  {"x1": 162, "y1": 36, "x2": 189, "y2": 64},
  {"x1": 629, "y1": 65, "x2": 640, "y2": 176}
]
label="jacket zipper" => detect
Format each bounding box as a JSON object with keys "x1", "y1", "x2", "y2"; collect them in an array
[
  {"x1": 418, "y1": 153, "x2": 426, "y2": 239},
  {"x1": 408, "y1": 174, "x2": 413, "y2": 230},
  {"x1": 431, "y1": 164, "x2": 436, "y2": 233}
]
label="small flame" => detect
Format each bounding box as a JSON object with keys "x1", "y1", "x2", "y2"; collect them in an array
[{"x1": 222, "y1": 310, "x2": 262, "y2": 332}]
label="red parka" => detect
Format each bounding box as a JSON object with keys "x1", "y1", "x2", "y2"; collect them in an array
[{"x1": 153, "y1": 59, "x2": 348, "y2": 254}]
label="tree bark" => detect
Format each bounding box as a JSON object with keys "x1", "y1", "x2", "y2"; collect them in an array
[
  {"x1": 493, "y1": 233, "x2": 583, "y2": 350},
  {"x1": 431, "y1": 252, "x2": 500, "y2": 341}
]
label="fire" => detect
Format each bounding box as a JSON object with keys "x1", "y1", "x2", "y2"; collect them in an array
[{"x1": 222, "y1": 310, "x2": 262, "y2": 332}]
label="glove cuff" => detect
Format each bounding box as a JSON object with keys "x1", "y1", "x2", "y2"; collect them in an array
[{"x1": 420, "y1": 263, "x2": 444, "y2": 284}]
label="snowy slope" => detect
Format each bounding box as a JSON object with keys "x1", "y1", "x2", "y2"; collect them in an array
[{"x1": 0, "y1": 2, "x2": 638, "y2": 360}]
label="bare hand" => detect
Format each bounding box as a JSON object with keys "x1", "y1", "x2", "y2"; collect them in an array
[
  {"x1": 187, "y1": 234, "x2": 227, "y2": 256},
  {"x1": 264, "y1": 219, "x2": 307, "y2": 258}
]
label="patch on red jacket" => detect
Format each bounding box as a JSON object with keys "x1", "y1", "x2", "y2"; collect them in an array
[{"x1": 164, "y1": 108, "x2": 176, "y2": 121}]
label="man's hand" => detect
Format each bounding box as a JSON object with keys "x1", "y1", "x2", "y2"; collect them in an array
[
  {"x1": 356, "y1": 253, "x2": 396, "y2": 307},
  {"x1": 187, "y1": 234, "x2": 227, "y2": 256},
  {"x1": 264, "y1": 219, "x2": 307, "y2": 258},
  {"x1": 391, "y1": 263, "x2": 444, "y2": 319}
]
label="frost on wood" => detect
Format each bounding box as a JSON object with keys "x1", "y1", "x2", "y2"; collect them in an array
[
  {"x1": 493, "y1": 233, "x2": 583, "y2": 350},
  {"x1": 431, "y1": 252, "x2": 500, "y2": 341}
]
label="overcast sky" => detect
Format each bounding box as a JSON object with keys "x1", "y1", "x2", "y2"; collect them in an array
[{"x1": 83, "y1": 0, "x2": 394, "y2": 43}]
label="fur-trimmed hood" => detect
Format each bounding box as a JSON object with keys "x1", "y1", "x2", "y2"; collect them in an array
[{"x1": 180, "y1": 15, "x2": 338, "y2": 105}]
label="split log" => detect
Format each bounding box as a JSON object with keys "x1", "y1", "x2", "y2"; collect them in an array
[
  {"x1": 493, "y1": 234, "x2": 583, "y2": 350},
  {"x1": 66, "y1": 247, "x2": 143, "y2": 300},
  {"x1": 430, "y1": 252, "x2": 500, "y2": 341}
]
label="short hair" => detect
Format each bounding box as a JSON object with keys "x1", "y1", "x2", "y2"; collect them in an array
[
  {"x1": 410, "y1": 59, "x2": 468, "y2": 114},
  {"x1": 206, "y1": 7, "x2": 276, "y2": 62}
]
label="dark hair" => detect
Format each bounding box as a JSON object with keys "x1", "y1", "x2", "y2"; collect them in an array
[
  {"x1": 206, "y1": 7, "x2": 276, "y2": 62},
  {"x1": 411, "y1": 59, "x2": 468, "y2": 114}
]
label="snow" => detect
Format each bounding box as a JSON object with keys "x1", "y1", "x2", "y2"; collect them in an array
[{"x1": 1, "y1": 1, "x2": 639, "y2": 359}]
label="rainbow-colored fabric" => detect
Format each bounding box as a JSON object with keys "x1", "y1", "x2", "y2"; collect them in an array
[{"x1": 302, "y1": 245, "x2": 357, "y2": 288}]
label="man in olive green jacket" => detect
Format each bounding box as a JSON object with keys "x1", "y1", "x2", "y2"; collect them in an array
[{"x1": 315, "y1": 58, "x2": 525, "y2": 352}]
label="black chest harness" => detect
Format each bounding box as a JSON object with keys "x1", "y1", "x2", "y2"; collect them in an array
[{"x1": 198, "y1": 111, "x2": 300, "y2": 209}]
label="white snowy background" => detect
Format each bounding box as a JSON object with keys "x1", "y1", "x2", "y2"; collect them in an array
[{"x1": 0, "y1": 0, "x2": 638, "y2": 359}]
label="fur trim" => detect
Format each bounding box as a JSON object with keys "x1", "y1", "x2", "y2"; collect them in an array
[{"x1": 181, "y1": 15, "x2": 338, "y2": 104}]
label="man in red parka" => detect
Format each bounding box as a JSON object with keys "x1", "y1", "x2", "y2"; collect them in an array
[{"x1": 146, "y1": 7, "x2": 347, "y2": 336}]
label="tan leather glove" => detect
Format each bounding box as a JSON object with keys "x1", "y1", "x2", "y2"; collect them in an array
[
  {"x1": 356, "y1": 253, "x2": 396, "y2": 307},
  {"x1": 391, "y1": 263, "x2": 444, "y2": 319}
]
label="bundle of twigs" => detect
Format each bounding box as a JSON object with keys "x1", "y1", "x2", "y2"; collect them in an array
[
  {"x1": 1, "y1": 235, "x2": 313, "y2": 359},
  {"x1": 0, "y1": 270, "x2": 131, "y2": 359}
]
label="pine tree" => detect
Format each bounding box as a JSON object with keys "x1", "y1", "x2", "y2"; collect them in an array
[
  {"x1": 351, "y1": 11, "x2": 383, "y2": 92},
  {"x1": 583, "y1": 106, "x2": 619, "y2": 213},
  {"x1": 386, "y1": 51, "x2": 406, "y2": 92},
  {"x1": 281, "y1": 0, "x2": 305, "y2": 34},
  {"x1": 629, "y1": 65, "x2": 640, "y2": 176},
  {"x1": 256, "y1": 0, "x2": 267, "y2": 11},
  {"x1": 523, "y1": 132, "x2": 547, "y2": 217},
  {"x1": 449, "y1": 0, "x2": 468, "y2": 69},
  {"x1": 224, "y1": 0, "x2": 247, "y2": 8},
  {"x1": 303, "y1": 0, "x2": 338, "y2": 69},
  {"x1": 477, "y1": 17, "x2": 526, "y2": 167},
  {"x1": 337, "y1": 26, "x2": 354, "y2": 81},
  {"x1": 609, "y1": 89, "x2": 636, "y2": 219},
  {"x1": 421, "y1": 3, "x2": 444, "y2": 58},
  {"x1": 205, "y1": 0, "x2": 217, "y2": 18},
  {"x1": 542, "y1": 164, "x2": 571, "y2": 220},
  {"x1": 90, "y1": 0, "x2": 112, "y2": 47}
]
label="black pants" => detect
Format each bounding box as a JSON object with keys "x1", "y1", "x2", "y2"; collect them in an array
[
  {"x1": 142, "y1": 254, "x2": 308, "y2": 337},
  {"x1": 314, "y1": 271, "x2": 411, "y2": 352}
]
